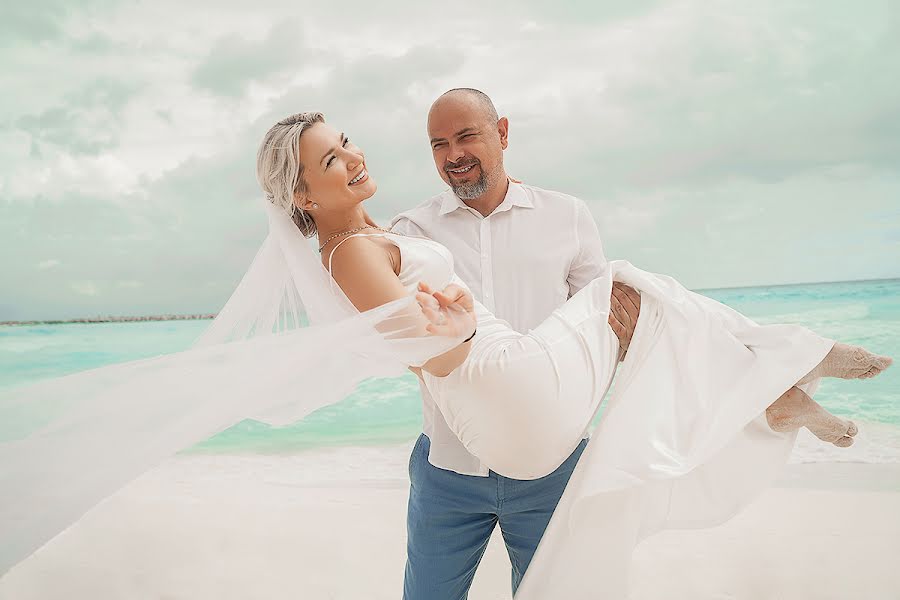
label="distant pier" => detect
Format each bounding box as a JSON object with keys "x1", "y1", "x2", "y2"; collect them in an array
[{"x1": 1, "y1": 314, "x2": 216, "y2": 326}]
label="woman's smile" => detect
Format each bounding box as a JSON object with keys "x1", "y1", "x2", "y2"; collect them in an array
[{"x1": 348, "y1": 168, "x2": 368, "y2": 186}]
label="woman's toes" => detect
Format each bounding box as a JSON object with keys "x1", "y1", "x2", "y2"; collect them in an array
[
  {"x1": 861, "y1": 354, "x2": 892, "y2": 379},
  {"x1": 834, "y1": 435, "x2": 854, "y2": 448},
  {"x1": 846, "y1": 422, "x2": 858, "y2": 437},
  {"x1": 812, "y1": 344, "x2": 894, "y2": 381}
]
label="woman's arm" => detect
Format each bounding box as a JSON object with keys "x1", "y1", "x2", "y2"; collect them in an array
[
  {"x1": 328, "y1": 237, "x2": 474, "y2": 377},
  {"x1": 414, "y1": 281, "x2": 476, "y2": 376}
]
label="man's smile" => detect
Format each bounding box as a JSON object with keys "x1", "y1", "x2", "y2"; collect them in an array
[{"x1": 446, "y1": 163, "x2": 478, "y2": 177}]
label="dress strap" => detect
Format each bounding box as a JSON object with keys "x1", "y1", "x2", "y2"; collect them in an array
[{"x1": 325, "y1": 233, "x2": 393, "y2": 290}]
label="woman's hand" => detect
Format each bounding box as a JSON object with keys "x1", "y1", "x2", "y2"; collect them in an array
[{"x1": 416, "y1": 282, "x2": 476, "y2": 339}]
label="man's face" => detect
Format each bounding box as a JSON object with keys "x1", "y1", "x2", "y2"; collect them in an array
[{"x1": 427, "y1": 96, "x2": 508, "y2": 200}]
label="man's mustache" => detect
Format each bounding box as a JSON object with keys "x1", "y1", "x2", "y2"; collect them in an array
[{"x1": 444, "y1": 158, "x2": 479, "y2": 172}]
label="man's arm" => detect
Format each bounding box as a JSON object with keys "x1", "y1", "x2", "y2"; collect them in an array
[
  {"x1": 567, "y1": 199, "x2": 608, "y2": 297},
  {"x1": 567, "y1": 199, "x2": 640, "y2": 360},
  {"x1": 390, "y1": 214, "x2": 428, "y2": 237}
]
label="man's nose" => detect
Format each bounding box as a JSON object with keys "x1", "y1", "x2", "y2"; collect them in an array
[{"x1": 446, "y1": 143, "x2": 465, "y2": 163}]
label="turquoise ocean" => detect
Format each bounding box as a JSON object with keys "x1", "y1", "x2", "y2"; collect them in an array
[{"x1": 1, "y1": 279, "x2": 897, "y2": 458}]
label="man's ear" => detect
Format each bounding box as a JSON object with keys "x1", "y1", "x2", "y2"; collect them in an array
[{"x1": 497, "y1": 117, "x2": 509, "y2": 150}]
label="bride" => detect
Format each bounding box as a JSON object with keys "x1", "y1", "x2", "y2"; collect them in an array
[{"x1": 0, "y1": 110, "x2": 891, "y2": 598}]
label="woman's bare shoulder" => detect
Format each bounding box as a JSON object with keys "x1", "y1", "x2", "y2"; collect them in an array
[
  {"x1": 323, "y1": 236, "x2": 406, "y2": 312},
  {"x1": 325, "y1": 235, "x2": 400, "y2": 275},
  {"x1": 322, "y1": 235, "x2": 384, "y2": 271}
]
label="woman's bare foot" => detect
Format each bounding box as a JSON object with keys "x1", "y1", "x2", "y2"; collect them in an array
[
  {"x1": 766, "y1": 386, "x2": 858, "y2": 447},
  {"x1": 798, "y1": 342, "x2": 893, "y2": 385}
]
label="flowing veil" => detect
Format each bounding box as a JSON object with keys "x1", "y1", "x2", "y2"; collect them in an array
[{"x1": 0, "y1": 201, "x2": 464, "y2": 576}]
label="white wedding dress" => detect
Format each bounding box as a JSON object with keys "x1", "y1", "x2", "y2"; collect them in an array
[
  {"x1": 330, "y1": 229, "x2": 834, "y2": 598},
  {"x1": 1, "y1": 204, "x2": 834, "y2": 599}
]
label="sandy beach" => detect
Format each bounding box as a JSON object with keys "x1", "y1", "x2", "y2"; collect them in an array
[{"x1": 2, "y1": 436, "x2": 899, "y2": 600}]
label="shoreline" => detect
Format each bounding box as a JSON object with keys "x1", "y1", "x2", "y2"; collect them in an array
[{"x1": 183, "y1": 420, "x2": 900, "y2": 465}]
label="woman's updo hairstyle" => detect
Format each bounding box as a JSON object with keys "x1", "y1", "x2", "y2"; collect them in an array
[{"x1": 256, "y1": 111, "x2": 325, "y2": 237}]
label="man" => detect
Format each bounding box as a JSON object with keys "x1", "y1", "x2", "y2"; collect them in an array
[{"x1": 391, "y1": 88, "x2": 641, "y2": 599}]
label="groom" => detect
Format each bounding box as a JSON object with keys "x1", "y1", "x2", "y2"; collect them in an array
[{"x1": 391, "y1": 88, "x2": 641, "y2": 598}]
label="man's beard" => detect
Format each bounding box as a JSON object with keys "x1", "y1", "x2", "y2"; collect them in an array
[
  {"x1": 448, "y1": 163, "x2": 496, "y2": 201},
  {"x1": 451, "y1": 171, "x2": 488, "y2": 200}
]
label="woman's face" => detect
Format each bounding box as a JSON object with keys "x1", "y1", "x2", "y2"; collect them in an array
[{"x1": 296, "y1": 122, "x2": 376, "y2": 213}]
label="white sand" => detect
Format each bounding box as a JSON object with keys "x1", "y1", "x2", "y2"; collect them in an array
[{"x1": 1, "y1": 443, "x2": 899, "y2": 600}]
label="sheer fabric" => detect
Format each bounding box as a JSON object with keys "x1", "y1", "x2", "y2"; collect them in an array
[{"x1": 0, "y1": 203, "x2": 465, "y2": 575}]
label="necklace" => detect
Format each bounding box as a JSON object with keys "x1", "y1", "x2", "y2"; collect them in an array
[{"x1": 317, "y1": 225, "x2": 391, "y2": 253}]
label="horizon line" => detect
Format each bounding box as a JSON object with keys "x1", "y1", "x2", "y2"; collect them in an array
[
  {"x1": 2, "y1": 275, "x2": 898, "y2": 326},
  {"x1": 696, "y1": 275, "x2": 900, "y2": 292}
]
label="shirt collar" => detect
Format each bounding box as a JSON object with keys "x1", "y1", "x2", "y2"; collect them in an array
[{"x1": 438, "y1": 180, "x2": 534, "y2": 216}]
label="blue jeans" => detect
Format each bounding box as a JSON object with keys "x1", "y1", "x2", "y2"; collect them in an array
[{"x1": 403, "y1": 434, "x2": 587, "y2": 599}]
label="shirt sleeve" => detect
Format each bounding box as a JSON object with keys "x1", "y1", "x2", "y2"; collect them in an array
[
  {"x1": 390, "y1": 213, "x2": 428, "y2": 237},
  {"x1": 567, "y1": 198, "x2": 609, "y2": 298}
]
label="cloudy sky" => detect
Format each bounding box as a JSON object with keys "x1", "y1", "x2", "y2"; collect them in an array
[{"x1": 1, "y1": 0, "x2": 898, "y2": 320}]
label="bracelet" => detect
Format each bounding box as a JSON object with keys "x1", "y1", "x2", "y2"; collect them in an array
[{"x1": 462, "y1": 328, "x2": 477, "y2": 343}]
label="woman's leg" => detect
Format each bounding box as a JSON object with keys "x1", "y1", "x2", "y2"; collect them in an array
[
  {"x1": 797, "y1": 342, "x2": 892, "y2": 385},
  {"x1": 765, "y1": 386, "x2": 858, "y2": 447},
  {"x1": 767, "y1": 339, "x2": 891, "y2": 447}
]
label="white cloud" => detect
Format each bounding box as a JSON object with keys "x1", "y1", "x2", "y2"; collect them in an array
[
  {"x1": 71, "y1": 281, "x2": 100, "y2": 296},
  {"x1": 37, "y1": 259, "x2": 60, "y2": 270},
  {"x1": 1, "y1": 0, "x2": 898, "y2": 319}
]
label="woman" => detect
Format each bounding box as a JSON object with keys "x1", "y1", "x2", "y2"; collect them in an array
[{"x1": 253, "y1": 111, "x2": 891, "y2": 597}]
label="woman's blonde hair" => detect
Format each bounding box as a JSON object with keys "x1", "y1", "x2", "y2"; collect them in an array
[{"x1": 256, "y1": 112, "x2": 325, "y2": 237}]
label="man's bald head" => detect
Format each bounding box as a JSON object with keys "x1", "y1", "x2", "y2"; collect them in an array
[{"x1": 429, "y1": 88, "x2": 499, "y2": 124}]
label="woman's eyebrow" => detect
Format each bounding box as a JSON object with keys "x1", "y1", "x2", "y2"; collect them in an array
[{"x1": 320, "y1": 133, "x2": 346, "y2": 165}]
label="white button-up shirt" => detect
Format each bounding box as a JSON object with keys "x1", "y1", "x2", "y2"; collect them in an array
[{"x1": 391, "y1": 181, "x2": 608, "y2": 476}]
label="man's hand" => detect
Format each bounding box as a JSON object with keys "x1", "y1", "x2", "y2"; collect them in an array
[{"x1": 607, "y1": 282, "x2": 641, "y2": 362}]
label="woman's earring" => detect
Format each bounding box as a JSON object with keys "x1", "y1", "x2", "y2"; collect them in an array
[{"x1": 312, "y1": 203, "x2": 319, "y2": 209}]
